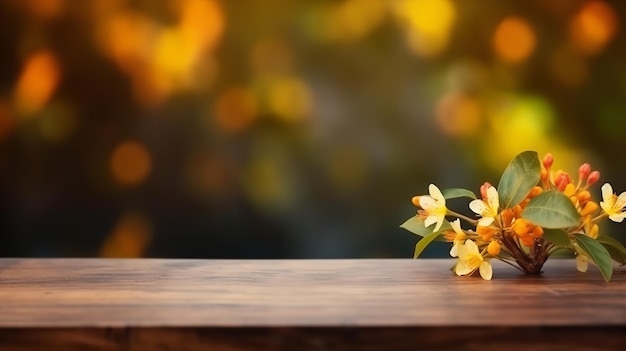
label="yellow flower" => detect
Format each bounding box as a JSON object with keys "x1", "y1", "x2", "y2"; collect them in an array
[
  {"x1": 469, "y1": 185, "x2": 499, "y2": 227},
  {"x1": 448, "y1": 219, "x2": 466, "y2": 258},
  {"x1": 600, "y1": 183, "x2": 626, "y2": 222},
  {"x1": 455, "y1": 239, "x2": 492, "y2": 280},
  {"x1": 418, "y1": 184, "x2": 447, "y2": 231}
]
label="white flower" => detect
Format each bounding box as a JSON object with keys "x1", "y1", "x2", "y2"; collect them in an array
[
  {"x1": 449, "y1": 219, "x2": 466, "y2": 258},
  {"x1": 419, "y1": 184, "x2": 447, "y2": 231},
  {"x1": 600, "y1": 183, "x2": 626, "y2": 223},
  {"x1": 469, "y1": 186, "x2": 499, "y2": 226},
  {"x1": 455, "y1": 239, "x2": 492, "y2": 280}
]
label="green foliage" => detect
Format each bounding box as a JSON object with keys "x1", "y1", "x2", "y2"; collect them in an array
[
  {"x1": 521, "y1": 191, "x2": 580, "y2": 228},
  {"x1": 596, "y1": 236, "x2": 626, "y2": 265},
  {"x1": 574, "y1": 234, "x2": 612, "y2": 282},
  {"x1": 542, "y1": 228, "x2": 571, "y2": 247},
  {"x1": 497, "y1": 151, "x2": 541, "y2": 209},
  {"x1": 414, "y1": 230, "x2": 446, "y2": 258},
  {"x1": 400, "y1": 216, "x2": 450, "y2": 240},
  {"x1": 441, "y1": 188, "x2": 477, "y2": 200}
]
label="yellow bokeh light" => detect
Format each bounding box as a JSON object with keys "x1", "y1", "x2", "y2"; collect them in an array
[
  {"x1": 101, "y1": 212, "x2": 152, "y2": 258},
  {"x1": 485, "y1": 95, "x2": 558, "y2": 168},
  {"x1": 264, "y1": 76, "x2": 314, "y2": 122},
  {"x1": 392, "y1": 0, "x2": 456, "y2": 57},
  {"x1": 570, "y1": 1, "x2": 617, "y2": 55},
  {"x1": 214, "y1": 87, "x2": 258, "y2": 133},
  {"x1": 436, "y1": 92, "x2": 482, "y2": 137},
  {"x1": 14, "y1": 51, "x2": 61, "y2": 116},
  {"x1": 110, "y1": 141, "x2": 152, "y2": 186},
  {"x1": 333, "y1": 0, "x2": 387, "y2": 42},
  {"x1": 95, "y1": 0, "x2": 224, "y2": 106},
  {"x1": 493, "y1": 17, "x2": 536, "y2": 64},
  {"x1": 178, "y1": 0, "x2": 225, "y2": 53}
]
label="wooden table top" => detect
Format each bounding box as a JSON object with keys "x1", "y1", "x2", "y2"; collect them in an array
[{"x1": 1, "y1": 258, "x2": 625, "y2": 328}]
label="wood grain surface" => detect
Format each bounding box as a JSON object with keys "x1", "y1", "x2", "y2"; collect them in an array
[{"x1": 0, "y1": 258, "x2": 625, "y2": 350}]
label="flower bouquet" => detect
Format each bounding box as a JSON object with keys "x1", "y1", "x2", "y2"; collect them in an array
[{"x1": 401, "y1": 151, "x2": 626, "y2": 281}]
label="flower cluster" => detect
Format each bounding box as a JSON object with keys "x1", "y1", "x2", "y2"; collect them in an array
[{"x1": 402, "y1": 151, "x2": 626, "y2": 282}]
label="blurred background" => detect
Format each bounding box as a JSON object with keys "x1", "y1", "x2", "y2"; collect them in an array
[{"x1": 1, "y1": 0, "x2": 626, "y2": 258}]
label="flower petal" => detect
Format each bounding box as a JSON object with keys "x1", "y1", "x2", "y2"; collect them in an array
[
  {"x1": 450, "y1": 219, "x2": 462, "y2": 234},
  {"x1": 616, "y1": 192, "x2": 626, "y2": 207},
  {"x1": 602, "y1": 183, "x2": 613, "y2": 204},
  {"x1": 450, "y1": 244, "x2": 458, "y2": 258},
  {"x1": 429, "y1": 184, "x2": 445, "y2": 203},
  {"x1": 469, "y1": 199, "x2": 487, "y2": 216},
  {"x1": 464, "y1": 239, "x2": 479, "y2": 254},
  {"x1": 432, "y1": 217, "x2": 444, "y2": 232},
  {"x1": 419, "y1": 196, "x2": 436, "y2": 210},
  {"x1": 423, "y1": 215, "x2": 437, "y2": 228},
  {"x1": 455, "y1": 260, "x2": 473, "y2": 276},
  {"x1": 609, "y1": 213, "x2": 626, "y2": 223},
  {"x1": 477, "y1": 217, "x2": 495, "y2": 227},
  {"x1": 479, "y1": 261, "x2": 493, "y2": 280},
  {"x1": 576, "y1": 254, "x2": 588, "y2": 272},
  {"x1": 486, "y1": 186, "x2": 499, "y2": 212}
]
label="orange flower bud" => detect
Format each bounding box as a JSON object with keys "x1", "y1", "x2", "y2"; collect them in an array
[
  {"x1": 580, "y1": 201, "x2": 599, "y2": 217},
  {"x1": 411, "y1": 196, "x2": 421, "y2": 206},
  {"x1": 501, "y1": 208, "x2": 515, "y2": 227},
  {"x1": 531, "y1": 225, "x2": 544, "y2": 237},
  {"x1": 589, "y1": 224, "x2": 599, "y2": 239},
  {"x1": 521, "y1": 236, "x2": 535, "y2": 247},
  {"x1": 480, "y1": 182, "x2": 492, "y2": 200},
  {"x1": 587, "y1": 171, "x2": 600, "y2": 187},
  {"x1": 555, "y1": 171, "x2": 571, "y2": 192},
  {"x1": 487, "y1": 241, "x2": 501, "y2": 256},
  {"x1": 528, "y1": 186, "x2": 543, "y2": 198},
  {"x1": 443, "y1": 230, "x2": 456, "y2": 242},
  {"x1": 578, "y1": 163, "x2": 591, "y2": 182},
  {"x1": 477, "y1": 225, "x2": 498, "y2": 241},
  {"x1": 563, "y1": 183, "x2": 576, "y2": 197},
  {"x1": 543, "y1": 153, "x2": 554, "y2": 169},
  {"x1": 577, "y1": 190, "x2": 591, "y2": 205},
  {"x1": 512, "y1": 218, "x2": 532, "y2": 236}
]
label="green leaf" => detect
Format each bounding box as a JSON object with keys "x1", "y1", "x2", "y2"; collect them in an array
[
  {"x1": 497, "y1": 151, "x2": 541, "y2": 209},
  {"x1": 441, "y1": 188, "x2": 477, "y2": 200},
  {"x1": 596, "y1": 236, "x2": 626, "y2": 265},
  {"x1": 414, "y1": 231, "x2": 445, "y2": 258},
  {"x1": 595, "y1": 236, "x2": 626, "y2": 256},
  {"x1": 521, "y1": 191, "x2": 580, "y2": 228},
  {"x1": 602, "y1": 244, "x2": 626, "y2": 265},
  {"x1": 574, "y1": 234, "x2": 613, "y2": 282},
  {"x1": 400, "y1": 216, "x2": 450, "y2": 239},
  {"x1": 542, "y1": 229, "x2": 571, "y2": 247}
]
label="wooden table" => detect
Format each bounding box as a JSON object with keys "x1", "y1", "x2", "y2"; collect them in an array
[{"x1": 0, "y1": 259, "x2": 625, "y2": 350}]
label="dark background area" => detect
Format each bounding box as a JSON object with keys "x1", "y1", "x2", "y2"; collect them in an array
[{"x1": 1, "y1": 0, "x2": 626, "y2": 258}]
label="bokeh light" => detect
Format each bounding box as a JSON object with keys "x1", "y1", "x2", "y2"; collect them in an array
[
  {"x1": 2, "y1": 0, "x2": 626, "y2": 259},
  {"x1": 569, "y1": 1, "x2": 618, "y2": 55},
  {"x1": 100, "y1": 212, "x2": 152, "y2": 258},
  {"x1": 110, "y1": 141, "x2": 152, "y2": 186},
  {"x1": 14, "y1": 50, "x2": 61, "y2": 116},
  {"x1": 392, "y1": 0, "x2": 456, "y2": 57},
  {"x1": 493, "y1": 17, "x2": 536, "y2": 64}
]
